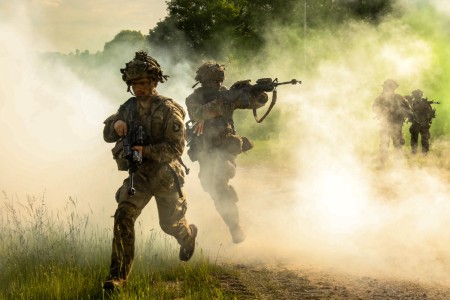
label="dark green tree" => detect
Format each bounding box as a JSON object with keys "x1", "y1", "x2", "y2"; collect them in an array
[
  {"x1": 148, "y1": 0, "x2": 395, "y2": 61},
  {"x1": 103, "y1": 30, "x2": 147, "y2": 51}
]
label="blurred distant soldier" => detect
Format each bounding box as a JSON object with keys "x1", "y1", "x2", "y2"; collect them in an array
[
  {"x1": 185, "y1": 62, "x2": 268, "y2": 243},
  {"x1": 372, "y1": 79, "x2": 411, "y2": 165},
  {"x1": 102, "y1": 51, "x2": 197, "y2": 290},
  {"x1": 407, "y1": 89, "x2": 437, "y2": 155}
]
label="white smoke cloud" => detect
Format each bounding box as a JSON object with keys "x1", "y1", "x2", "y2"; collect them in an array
[
  {"x1": 0, "y1": 3, "x2": 117, "y2": 217},
  {"x1": 184, "y1": 8, "x2": 450, "y2": 285},
  {"x1": 1, "y1": 0, "x2": 450, "y2": 288},
  {"x1": 423, "y1": 0, "x2": 450, "y2": 17}
]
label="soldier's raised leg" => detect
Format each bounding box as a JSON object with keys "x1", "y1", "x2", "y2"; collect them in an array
[{"x1": 155, "y1": 190, "x2": 197, "y2": 261}]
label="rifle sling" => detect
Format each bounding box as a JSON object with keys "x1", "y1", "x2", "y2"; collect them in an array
[
  {"x1": 167, "y1": 163, "x2": 183, "y2": 198},
  {"x1": 253, "y1": 90, "x2": 277, "y2": 123},
  {"x1": 177, "y1": 157, "x2": 190, "y2": 175}
]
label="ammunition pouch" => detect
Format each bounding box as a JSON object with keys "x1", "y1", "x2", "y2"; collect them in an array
[
  {"x1": 111, "y1": 140, "x2": 129, "y2": 171},
  {"x1": 222, "y1": 133, "x2": 242, "y2": 155},
  {"x1": 241, "y1": 136, "x2": 254, "y2": 152}
]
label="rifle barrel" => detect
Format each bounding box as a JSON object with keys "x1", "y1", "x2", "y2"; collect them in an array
[{"x1": 276, "y1": 79, "x2": 302, "y2": 85}]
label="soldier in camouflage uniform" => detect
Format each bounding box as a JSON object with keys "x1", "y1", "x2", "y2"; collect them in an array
[
  {"x1": 408, "y1": 89, "x2": 436, "y2": 154},
  {"x1": 185, "y1": 62, "x2": 268, "y2": 243},
  {"x1": 372, "y1": 79, "x2": 411, "y2": 165},
  {"x1": 102, "y1": 51, "x2": 197, "y2": 290}
]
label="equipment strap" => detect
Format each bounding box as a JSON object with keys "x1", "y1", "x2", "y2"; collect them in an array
[
  {"x1": 167, "y1": 163, "x2": 183, "y2": 198},
  {"x1": 252, "y1": 90, "x2": 277, "y2": 123}
]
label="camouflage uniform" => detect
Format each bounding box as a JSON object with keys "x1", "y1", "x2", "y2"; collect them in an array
[
  {"x1": 408, "y1": 89, "x2": 435, "y2": 154},
  {"x1": 103, "y1": 52, "x2": 196, "y2": 288},
  {"x1": 372, "y1": 79, "x2": 410, "y2": 163},
  {"x1": 186, "y1": 62, "x2": 267, "y2": 243}
]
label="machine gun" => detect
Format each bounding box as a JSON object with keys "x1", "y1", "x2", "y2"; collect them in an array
[
  {"x1": 249, "y1": 78, "x2": 301, "y2": 122},
  {"x1": 203, "y1": 78, "x2": 301, "y2": 123},
  {"x1": 248, "y1": 78, "x2": 301, "y2": 93}
]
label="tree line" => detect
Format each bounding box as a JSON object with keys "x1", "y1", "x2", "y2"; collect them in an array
[{"x1": 48, "y1": 0, "x2": 394, "y2": 62}]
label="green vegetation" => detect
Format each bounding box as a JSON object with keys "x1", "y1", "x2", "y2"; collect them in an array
[
  {"x1": 0, "y1": 193, "x2": 244, "y2": 299},
  {"x1": 149, "y1": 0, "x2": 393, "y2": 61}
]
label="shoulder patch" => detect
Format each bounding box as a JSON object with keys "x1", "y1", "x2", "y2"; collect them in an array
[{"x1": 172, "y1": 122, "x2": 181, "y2": 132}]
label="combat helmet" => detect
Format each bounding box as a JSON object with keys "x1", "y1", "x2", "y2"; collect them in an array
[
  {"x1": 412, "y1": 89, "x2": 424, "y2": 98},
  {"x1": 192, "y1": 61, "x2": 225, "y2": 88},
  {"x1": 382, "y1": 79, "x2": 399, "y2": 90},
  {"x1": 120, "y1": 51, "x2": 169, "y2": 92}
]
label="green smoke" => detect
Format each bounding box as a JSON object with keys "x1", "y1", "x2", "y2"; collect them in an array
[
  {"x1": 226, "y1": 0, "x2": 450, "y2": 150},
  {"x1": 402, "y1": 3, "x2": 450, "y2": 136}
]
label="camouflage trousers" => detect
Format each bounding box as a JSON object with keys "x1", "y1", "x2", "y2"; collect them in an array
[
  {"x1": 108, "y1": 162, "x2": 194, "y2": 280},
  {"x1": 379, "y1": 122, "x2": 405, "y2": 163},
  {"x1": 409, "y1": 122, "x2": 431, "y2": 154},
  {"x1": 197, "y1": 149, "x2": 240, "y2": 232}
]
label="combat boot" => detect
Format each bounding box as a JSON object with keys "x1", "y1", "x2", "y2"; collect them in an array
[
  {"x1": 230, "y1": 225, "x2": 246, "y2": 244},
  {"x1": 179, "y1": 224, "x2": 197, "y2": 262},
  {"x1": 103, "y1": 276, "x2": 127, "y2": 290}
]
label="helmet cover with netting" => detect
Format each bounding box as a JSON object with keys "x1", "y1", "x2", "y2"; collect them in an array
[
  {"x1": 120, "y1": 51, "x2": 169, "y2": 85},
  {"x1": 412, "y1": 89, "x2": 424, "y2": 98},
  {"x1": 194, "y1": 62, "x2": 225, "y2": 83}
]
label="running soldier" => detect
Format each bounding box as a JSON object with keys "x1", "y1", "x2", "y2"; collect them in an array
[
  {"x1": 102, "y1": 51, "x2": 197, "y2": 289},
  {"x1": 185, "y1": 62, "x2": 268, "y2": 243}
]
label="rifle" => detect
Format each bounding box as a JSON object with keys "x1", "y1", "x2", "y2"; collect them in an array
[
  {"x1": 424, "y1": 98, "x2": 440, "y2": 121},
  {"x1": 426, "y1": 98, "x2": 441, "y2": 105},
  {"x1": 249, "y1": 78, "x2": 301, "y2": 92},
  {"x1": 112, "y1": 120, "x2": 145, "y2": 196},
  {"x1": 204, "y1": 78, "x2": 301, "y2": 123},
  {"x1": 250, "y1": 78, "x2": 301, "y2": 123}
]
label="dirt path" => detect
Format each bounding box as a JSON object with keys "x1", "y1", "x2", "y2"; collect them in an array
[{"x1": 217, "y1": 264, "x2": 450, "y2": 299}]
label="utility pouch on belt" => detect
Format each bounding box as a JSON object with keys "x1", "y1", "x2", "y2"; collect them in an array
[
  {"x1": 222, "y1": 133, "x2": 243, "y2": 155},
  {"x1": 111, "y1": 140, "x2": 129, "y2": 171},
  {"x1": 241, "y1": 136, "x2": 254, "y2": 152}
]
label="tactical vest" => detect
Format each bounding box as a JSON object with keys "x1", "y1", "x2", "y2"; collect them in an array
[{"x1": 112, "y1": 96, "x2": 185, "y2": 169}]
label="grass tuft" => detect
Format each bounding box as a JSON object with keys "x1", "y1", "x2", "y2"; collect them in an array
[{"x1": 0, "y1": 192, "x2": 242, "y2": 299}]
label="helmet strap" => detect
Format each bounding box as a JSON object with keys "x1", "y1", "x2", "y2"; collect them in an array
[{"x1": 127, "y1": 85, "x2": 136, "y2": 96}]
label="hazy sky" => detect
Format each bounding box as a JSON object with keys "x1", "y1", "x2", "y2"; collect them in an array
[{"x1": 1, "y1": 0, "x2": 168, "y2": 53}]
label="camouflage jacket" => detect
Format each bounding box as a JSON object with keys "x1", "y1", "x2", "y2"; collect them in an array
[
  {"x1": 410, "y1": 98, "x2": 435, "y2": 125},
  {"x1": 103, "y1": 95, "x2": 186, "y2": 165},
  {"x1": 372, "y1": 93, "x2": 411, "y2": 124},
  {"x1": 186, "y1": 85, "x2": 267, "y2": 138}
]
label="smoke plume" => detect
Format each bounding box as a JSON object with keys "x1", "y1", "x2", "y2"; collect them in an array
[{"x1": 1, "y1": 0, "x2": 450, "y2": 286}]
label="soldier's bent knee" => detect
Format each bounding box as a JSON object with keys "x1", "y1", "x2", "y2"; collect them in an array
[{"x1": 115, "y1": 203, "x2": 137, "y2": 221}]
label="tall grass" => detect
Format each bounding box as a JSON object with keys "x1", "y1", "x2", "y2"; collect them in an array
[{"x1": 0, "y1": 192, "x2": 240, "y2": 299}]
